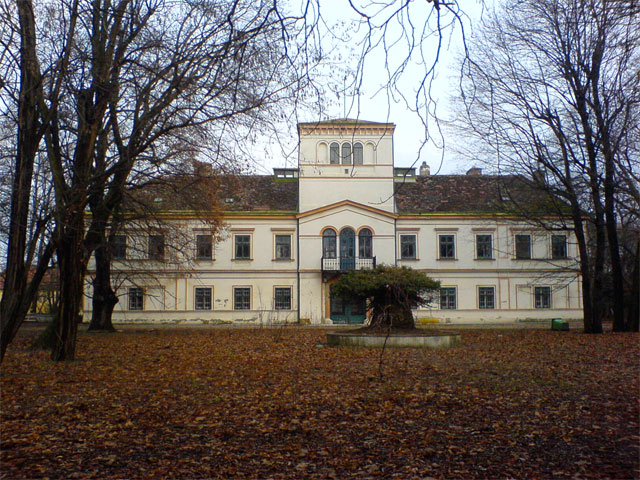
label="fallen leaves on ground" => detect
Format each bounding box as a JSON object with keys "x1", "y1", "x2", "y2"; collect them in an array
[{"x1": 1, "y1": 326, "x2": 638, "y2": 479}]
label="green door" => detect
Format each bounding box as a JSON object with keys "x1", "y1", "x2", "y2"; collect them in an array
[
  {"x1": 330, "y1": 294, "x2": 366, "y2": 324},
  {"x1": 340, "y1": 228, "x2": 356, "y2": 270}
]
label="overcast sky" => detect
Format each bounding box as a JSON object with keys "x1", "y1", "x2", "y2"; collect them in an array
[{"x1": 253, "y1": 1, "x2": 487, "y2": 176}]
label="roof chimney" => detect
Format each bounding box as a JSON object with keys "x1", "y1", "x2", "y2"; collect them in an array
[
  {"x1": 466, "y1": 167, "x2": 482, "y2": 176},
  {"x1": 532, "y1": 168, "x2": 546, "y2": 185},
  {"x1": 419, "y1": 161, "x2": 430, "y2": 176}
]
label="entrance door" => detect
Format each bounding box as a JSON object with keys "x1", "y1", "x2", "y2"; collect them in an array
[
  {"x1": 330, "y1": 294, "x2": 366, "y2": 324},
  {"x1": 340, "y1": 228, "x2": 355, "y2": 270}
]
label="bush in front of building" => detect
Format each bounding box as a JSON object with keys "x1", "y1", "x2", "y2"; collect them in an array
[{"x1": 330, "y1": 265, "x2": 440, "y2": 330}]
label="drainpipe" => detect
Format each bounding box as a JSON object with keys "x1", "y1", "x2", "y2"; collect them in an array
[
  {"x1": 394, "y1": 217, "x2": 398, "y2": 266},
  {"x1": 296, "y1": 217, "x2": 300, "y2": 324}
]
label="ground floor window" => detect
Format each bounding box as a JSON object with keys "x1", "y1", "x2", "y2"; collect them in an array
[
  {"x1": 195, "y1": 287, "x2": 212, "y2": 310},
  {"x1": 128, "y1": 287, "x2": 144, "y2": 311},
  {"x1": 440, "y1": 287, "x2": 457, "y2": 310},
  {"x1": 534, "y1": 286, "x2": 551, "y2": 309},
  {"x1": 274, "y1": 287, "x2": 292, "y2": 310},
  {"x1": 478, "y1": 287, "x2": 495, "y2": 309},
  {"x1": 234, "y1": 287, "x2": 251, "y2": 310}
]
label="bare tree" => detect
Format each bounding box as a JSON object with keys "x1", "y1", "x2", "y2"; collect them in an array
[
  {"x1": 88, "y1": 160, "x2": 226, "y2": 331},
  {"x1": 456, "y1": 0, "x2": 639, "y2": 332},
  {"x1": 0, "y1": 0, "x2": 58, "y2": 362},
  {"x1": 2, "y1": 0, "x2": 471, "y2": 362},
  {"x1": 1, "y1": 0, "x2": 319, "y2": 361}
]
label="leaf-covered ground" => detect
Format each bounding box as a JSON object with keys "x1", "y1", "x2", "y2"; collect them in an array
[{"x1": 1, "y1": 326, "x2": 638, "y2": 479}]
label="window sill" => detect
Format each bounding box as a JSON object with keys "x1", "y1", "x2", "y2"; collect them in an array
[
  {"x1": 399, "y1": 257, "x2": 419, "y2": 261},
  {"x1": 195, "y1": 258, "x2": 215, "y2": 262},
  {"x1": 437, "y1": 258, "x2": 457, "y2": 261},
  {"x1": 272, "y1": 258, "x2": 294, "y2": 262},
  {"x1": 475, "y1": 258, "x2": 495, "y2": 261},
  {"x1": 232, "y1": 258, "x2": 253, "y2": 261}
]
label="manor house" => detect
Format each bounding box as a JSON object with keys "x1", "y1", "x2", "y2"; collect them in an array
[{"x1": 84, "y1": 119, "x2": 582, "y2": 324}]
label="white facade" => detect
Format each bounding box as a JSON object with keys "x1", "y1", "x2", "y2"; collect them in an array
[{"x1": 84, "y1": 119, "x2": 583, "y2": 324}]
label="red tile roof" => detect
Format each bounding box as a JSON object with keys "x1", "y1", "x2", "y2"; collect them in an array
[{"x1": 394, "y1": 175, "x2": 552, "y2": 214}]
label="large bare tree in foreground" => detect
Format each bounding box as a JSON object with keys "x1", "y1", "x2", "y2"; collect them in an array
[
  {"x1": 457, "y1": 0, "x2": 639, "y2": 332},
  {"x1": 0, "y1": 0, "x2": 317, "y2": 361}
]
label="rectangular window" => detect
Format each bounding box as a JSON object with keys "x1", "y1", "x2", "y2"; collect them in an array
[
  {"x1": 551, "y1": 235, "x2": 567, "y2": 259},
  {"x1": 476, "y1": 234, "x2": 493, "y2": 259},
  {"x1": 274, "y1": 287, "x2": 292, "y2": 310},
  {"x1": 234, "y1": 287, "x2": 251, "y2": 310},
  {"x1": 148, "y1": 235, "x2": 165, "y2": 261},
  {"x1": 535, "y1": 286, "x2": 551, "y2": 309},
  {"x1": 196, "y1": 235, "x2": 213, "y2": 260},
  {"x1": 439, "y1": 234, "x2": 455, "y2": 259},
  {"x1": 515, "y1": 234, "x2": 531, "y2": 259},
  {"x1": 111, "y1": 235, "x2": 127, "y2": 259},
  {"x1": 128, "y1": 287, "x2": 144, "y2": 311},
  {"x1": 275, "y1": 235, "x2": 291, "y2": 260},
  {"x1": 195, "y1": 287, "x2": 212, "y2": 310},
  {"x1": 440, "y1": 287, "x2": 457, "y2": 310},
  {"x1": 234, "y1": 235, "x2": 251, "y2": 259},
  {"x1": 400, "y1": 234, "x2": 417, "y2": 259},
  {"x1": 478, "y1": 287, "x2": 495, "y2": 309}
]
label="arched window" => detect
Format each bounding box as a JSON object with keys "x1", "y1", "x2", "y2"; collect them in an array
[
  {"x1": 340, "y1": 228, "x2": 355, "y2": 257},
  {"x1": 358, "y1": 228, "x2": 373, "y2": 258},
  {"x1": 322, "y1": 229, "x2": 337, "y2": 258},
  {"x1": 341, "y1": 143, "x2": 352, "y2": 165},
  {"x1": 330, "y1": 143, "x2": 340, "y2": 164},
  {"x1": 353, "y1": 142, "x2": 363, "y2": 164}
]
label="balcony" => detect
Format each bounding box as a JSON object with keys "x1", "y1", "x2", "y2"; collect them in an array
[{"x1": 322, "y1": 256, "x2": 376, "y2": 272}]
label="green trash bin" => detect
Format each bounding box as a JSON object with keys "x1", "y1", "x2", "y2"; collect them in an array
[{"x1": 551, "y1": 318, "x2": 569, "y2": 331}]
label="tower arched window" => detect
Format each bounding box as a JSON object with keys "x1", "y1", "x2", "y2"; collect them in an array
[
  {"x1": 358, "y1": 228, "x2": 372, "y2": 258},
  {"x1": 341, "y1": 143, "x2": 352, "y2": 164},
  {"x1": 330, "y1": 143, "x2": 340, "y2": 164},
  {"x1": 353, "y1": 142, "x2": 363, "y2": 164},
  {"x1": 322, "y1": 229, "x2": 337, "y2": 258}
]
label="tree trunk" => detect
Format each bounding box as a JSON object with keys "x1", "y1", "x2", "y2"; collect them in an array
[
  {"x1": 88, "y1": 241, "x2": 118, "y2": 332},
  {"x1": 370, "y1": 304, "x2": 415, "y2": 330},
  {"x1": 601, "y1": 129, "x2": 626, "y2": 331},
  {"x1": 0, "y1": 243, "x2": 55, "y2": 362},
  {"x1": 627, "y1": 240, "x2": 639, "y2": 332},
  {"x1": 575, "y1": 227, "x2": 595, "y2": 333},
  {"x1": 0, "y1": 0, "x2": 44, "y2": 364},
  {"x1": 51, "y1": 211, "x2": 87, "y2": 361}
]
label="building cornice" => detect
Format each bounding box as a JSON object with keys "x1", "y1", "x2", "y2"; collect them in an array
[{"x1": 297, "y1": 119, "x2": 395, "y2": 137}]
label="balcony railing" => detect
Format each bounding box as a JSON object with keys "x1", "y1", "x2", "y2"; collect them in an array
[{"x1": 322, "y1": 256, "x2": 376, "y2": 272}]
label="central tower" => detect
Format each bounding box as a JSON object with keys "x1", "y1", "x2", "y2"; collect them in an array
[{"x1": 297, "y1": 119, "x2": 396, "y2": 213}]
